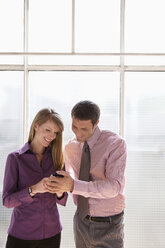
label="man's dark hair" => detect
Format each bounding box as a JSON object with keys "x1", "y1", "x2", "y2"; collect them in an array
[{"x1": 71, "y1": 100, "x2": 100, "y2": 126}]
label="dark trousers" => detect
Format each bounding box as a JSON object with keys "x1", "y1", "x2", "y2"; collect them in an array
[
  {"x1": 6, "y1": 232, "x2": 61, "y2": 248},
  {"x1": 74, "y1": 211, "x2": 124, "y2": 248}
]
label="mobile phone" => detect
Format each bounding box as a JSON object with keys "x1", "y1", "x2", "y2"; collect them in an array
[{"x1": 52, "y1": 171, "x2": 64, "y2": 178}]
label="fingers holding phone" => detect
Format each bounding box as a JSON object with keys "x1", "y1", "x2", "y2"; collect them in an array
[
  {"x1": 52, "y1": 171, "x2": 64, "y2": 178},
  {"x1": 46, "y1": 171, "x2": 74, "y2": 193}
]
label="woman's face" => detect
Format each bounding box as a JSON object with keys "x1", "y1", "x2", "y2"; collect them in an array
[{"x1": 34, "y1": 119, "x2": 59, "y2": 148}]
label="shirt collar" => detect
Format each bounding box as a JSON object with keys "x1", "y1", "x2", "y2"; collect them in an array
[
  {"x1": 18, "y1": 142, "x2": 51, "y2": 155},
  {"x1": 86, "y1": 126, "x2": 101, "y2": 150},
  {"x1": 18, "y1": 142, "x2": 32, "y2": 155}
]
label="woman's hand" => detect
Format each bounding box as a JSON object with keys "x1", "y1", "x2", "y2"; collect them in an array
[{"x1": 31, "y1": 177, "x2": 49, "y2": 195}]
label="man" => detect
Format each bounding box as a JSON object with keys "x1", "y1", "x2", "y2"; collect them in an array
[{"x1": 46, "y1": 100, "x2": 127, "y2": 248}]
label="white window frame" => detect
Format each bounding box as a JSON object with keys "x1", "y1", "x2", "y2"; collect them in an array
[{"x1": 0, "y1": 0, "x2": 165, "y2": 143}]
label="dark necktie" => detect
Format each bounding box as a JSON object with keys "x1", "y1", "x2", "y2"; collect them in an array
[{"x1": 77, "y1": 141, "x2": 91, "y2": 219}]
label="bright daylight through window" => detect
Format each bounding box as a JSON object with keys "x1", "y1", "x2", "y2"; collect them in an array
[{"x1": 0, "y1": 0, "x2": 165, "y2": 248}]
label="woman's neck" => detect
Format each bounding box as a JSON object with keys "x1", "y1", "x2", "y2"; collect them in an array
[{"x1": 30, "y1": 140, "x2": 45, "y2": 155}]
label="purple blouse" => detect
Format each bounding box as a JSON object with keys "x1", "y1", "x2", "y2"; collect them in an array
[{"x1": 2, "y1": 142, "x2": 67, "y2": 240}]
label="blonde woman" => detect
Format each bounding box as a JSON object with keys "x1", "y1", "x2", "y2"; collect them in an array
[{"x1": 3, "y1": 108, "x2": 67, "y2": 248}]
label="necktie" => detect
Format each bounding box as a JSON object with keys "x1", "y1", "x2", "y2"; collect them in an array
[{"x1": 77, "y1": 141, "x2": 91, "y2": 219}]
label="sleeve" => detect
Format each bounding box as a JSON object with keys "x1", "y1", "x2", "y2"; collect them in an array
[
  {"x1": 56, "y1": 192, "x2": 68, "y2": 206},
  {"x1": 2, "y1": 153, "x2": 33, "y2": 208},
  {"x1": 72, "y1": 139, "x2": 127, "y2": 199}
]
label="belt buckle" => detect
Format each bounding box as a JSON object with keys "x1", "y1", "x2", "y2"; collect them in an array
[{"x1": 88, "y1": 215, "x2": 93, "y2": 222}]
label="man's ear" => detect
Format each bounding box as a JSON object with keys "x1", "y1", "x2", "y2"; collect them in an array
[{"x1": 94, "y1": 120, "x2": 99, "y2": 127}]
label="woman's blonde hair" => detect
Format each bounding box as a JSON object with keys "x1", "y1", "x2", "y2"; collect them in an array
[{"x1": 28, "y1": 108, "x2": 64, "y2": 170}]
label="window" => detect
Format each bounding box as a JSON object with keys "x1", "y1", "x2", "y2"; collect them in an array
[
  {"x1": 0, "y1": 1, "x2": 165, "y2": 247},
  {"x1": 0, "y1": 72, "x2": 24, "y2": 246}
]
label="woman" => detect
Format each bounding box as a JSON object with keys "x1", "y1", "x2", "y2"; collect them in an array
[{"x1": 2, "y1": 108, "x2": 67, "y2": 248}]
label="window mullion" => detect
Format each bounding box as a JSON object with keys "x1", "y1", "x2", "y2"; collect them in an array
[
  {"x1": 23, "y1": 0, "x2": 29, "y2": 143},
  {"x1": 72, "y1": 0, "x2": 75, "y2": 53},
  {"x1": 120, "y1": 0, "x2": 125, "y2": 138}
]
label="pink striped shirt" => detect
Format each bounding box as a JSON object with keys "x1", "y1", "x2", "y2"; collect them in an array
[{"x1": 64, "y1": 126, "x2": 127, "y2": 217}]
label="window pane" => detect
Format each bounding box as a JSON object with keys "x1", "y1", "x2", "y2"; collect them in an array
[
  {"x1": 125, "y1": 72, "x2": 165, "y2": 151},
  {"x1": 125, "y1": 72, "x2": 165, "y2": 248},
  {"x1": 0, "y1": 56, "x2": 23, "y2": 65},
  {"x1": 125, "y1": 55, "x2": 165, "y2": 66},
  {"x1": 0, "y1": 72, "x2": 24, "y2": 247},
  {"x1": 125, "y1": 151, "x2": 165, "y2": 248},
  {"x1": 29, "y1": 55, "x2": 120, "y2": 65},
  {"x1": 0, "y1": 0, "x2": 23, "y2": 64},
  {"x1": 125, "y1": 0, "x2": 165, "y2": 52},
  {"x1": 75, "y1": 0, "x2": 120, "y2": 52},
  {"x1": 29, "y1": 0, "x2": 72, "y2": 52},
  {"x1": 29, "y1": 71, "x2": 120, "y2": 140}
]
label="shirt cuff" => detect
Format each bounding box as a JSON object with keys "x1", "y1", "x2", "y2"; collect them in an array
[
  {"x1": 56, "y1": 192, "x2": 68, "y2": 206},
  {"x1": 19, "y1": 187, "x2": 34, "y2": 203},
  {"x1": 72, "y1": 179, "x2": 89, "y2": 197},
  {"x1": 56, "y1": 192, "x2": 65, "y2": 200}
]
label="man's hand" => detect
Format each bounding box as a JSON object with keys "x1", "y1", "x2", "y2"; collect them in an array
[{"x1": 45, "y1": 171, "x2": 74, "y2": 193}]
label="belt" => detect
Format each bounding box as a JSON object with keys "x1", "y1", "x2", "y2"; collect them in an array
[{"x1": 86, "y1": 211, "x2": 124, "y2": 223}]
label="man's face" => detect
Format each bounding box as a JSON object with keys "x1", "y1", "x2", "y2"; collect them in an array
[{"x1": 72, "y1": 117, "x2": 99, "y2": 142}]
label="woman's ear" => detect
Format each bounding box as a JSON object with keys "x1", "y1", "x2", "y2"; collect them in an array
[{"x1": 34, "y1": 124, "x2": 38, "y2": 131}]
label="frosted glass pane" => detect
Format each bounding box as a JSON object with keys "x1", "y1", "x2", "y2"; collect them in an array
[
  {"x1": 75, "y1": 0, "x2": 120, "y2": 52},
  {"x1": 125, "y1": 151, "x2": 165, "y2": 248},
  {"x1": 0, "y1": 72, "x2": 24, "y2": 248},
  {"x1": 125, "y1": 0, "x2": 165, "y2": 52},
  {"x1": 29, "y1": 0, "x2": 72, "y2": 52},
  {"x1": 29, "y1": 71, "x2": 120, "y2": 140},
  {"x1": 28, "y1": 71, "x2": 119, "y2": 248},
  {"x1": 125, "y1": 72, "x2": 165, "y2": 248},
  {"x1": 125, "y1": 72, "x2": 165, "y2": 151}
]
